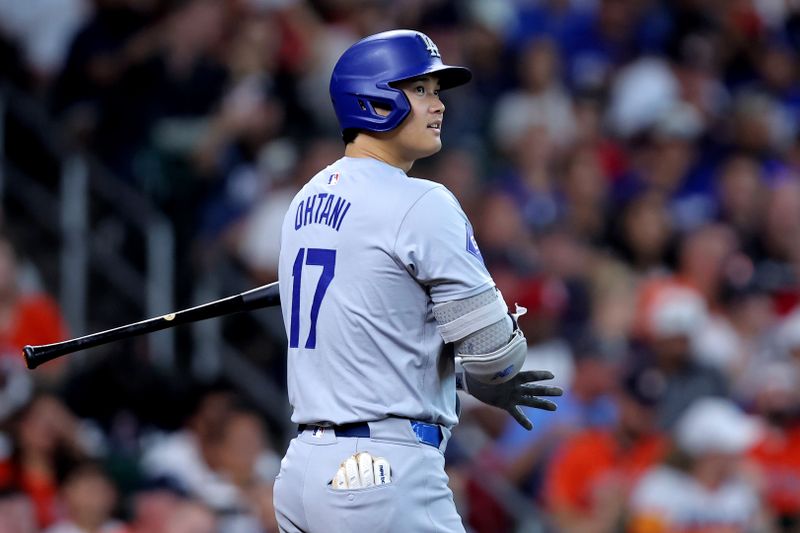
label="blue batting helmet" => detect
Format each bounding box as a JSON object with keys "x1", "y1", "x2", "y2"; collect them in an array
[{"x1": 329, "y1": 30, "x2": 472, "y2": 135}]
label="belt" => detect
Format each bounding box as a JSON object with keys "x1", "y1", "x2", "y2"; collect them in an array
[{"x1": 299, "y1": 420, "x2": 442, "y2": 449}]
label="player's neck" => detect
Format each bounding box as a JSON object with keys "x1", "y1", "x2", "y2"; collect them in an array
[{"x1": 345, "y1": 136, "x2": 414, "y2": 173}]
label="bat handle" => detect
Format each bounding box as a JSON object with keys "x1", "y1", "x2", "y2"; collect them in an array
[
  {"x1": 23, "y1": 281, "x2": 281, "y2": 369},
  {"x1": 24, "y1": 344, "x2": 61, "y2": 370},
  {"x1": 24, "y1": 338, "x2": 95, "y2": 369}
]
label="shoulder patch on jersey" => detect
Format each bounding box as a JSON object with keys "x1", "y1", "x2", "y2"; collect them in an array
[
  {"x1": 465, "y1": 222, "x2": 483, "y2": 262},
  {"x1": 327, "y1": 172, "x2": 340, "y2": 185}
]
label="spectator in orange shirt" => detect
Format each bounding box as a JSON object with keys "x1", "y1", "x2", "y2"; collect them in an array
[
  {"x1": 747, "y1": 360, "x2": 800, "y2": 531},
  {"x1": 544, "y1": 366, "x2": 668, "y2": 533},
  {"x1": 0, "y1": 236, "x2": 68, "y2": 376}
]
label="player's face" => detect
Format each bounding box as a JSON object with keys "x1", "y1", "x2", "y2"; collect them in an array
[{"x1": 390, "y1": 76, "x2": 445, "y2": 161}]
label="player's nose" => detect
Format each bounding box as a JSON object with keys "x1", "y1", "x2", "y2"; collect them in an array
[{"x1": 430, "y1": 98, "x2": 444, "y2": 114}]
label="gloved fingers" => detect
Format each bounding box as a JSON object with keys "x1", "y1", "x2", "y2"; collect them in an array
[
  {"x1": 345, "y1": 455, "x2": 361, "y2": 488},
  {"x1": 515, "y1": 370, "x2": 555, "y2": 383},
  {"x1": 518, "y1": 395, "x2": 559, "y2": 411},
  {"x1": 509, "y1": 406, "x2": 533, "y2": 431},
  {"x1": 331, "y1": 452, "x2": 391, "y2": 489},
  {"x1": 357, "y1": 452, "x2": 375, "y2": 487},
  {"x1": 518, "y1": 384, "x2": 563, "y2": 397},
  {"x1": 333, "y1": 464, "x2": 348, "y2": 489}
]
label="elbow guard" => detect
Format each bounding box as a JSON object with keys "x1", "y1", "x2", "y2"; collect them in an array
[
  {"x1": 433, "y1": 289, "x2": 528, "y2": 384},
  {"x1": 457, "y1": 323, "x2": 527, "y2": 384}
]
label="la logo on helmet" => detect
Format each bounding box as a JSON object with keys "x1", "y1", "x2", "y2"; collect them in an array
[{"x1": 419, "y1": 34, "x2": 441, "y2": 57}]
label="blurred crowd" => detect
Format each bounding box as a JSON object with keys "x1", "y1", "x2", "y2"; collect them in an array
[{"x1": 2, "y1": 0, "x2": 800, "y2": 531}]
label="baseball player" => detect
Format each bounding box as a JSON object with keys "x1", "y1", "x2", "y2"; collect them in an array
[{"x1": 273, "y1": 30, "x2": 562, "y2": 533}]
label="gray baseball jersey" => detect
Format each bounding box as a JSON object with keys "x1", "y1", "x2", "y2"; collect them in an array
[{"x1": 278, "y1": 156, "x2": 493, "y2": 429}]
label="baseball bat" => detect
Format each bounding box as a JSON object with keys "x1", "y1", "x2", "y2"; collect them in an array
[{"x1": 24, "y1": 281, "x2": 281, "y2": 370}]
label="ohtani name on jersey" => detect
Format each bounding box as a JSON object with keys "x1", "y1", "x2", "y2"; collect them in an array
[{"x1": 294, "y1": 193, "x2": 352, "y2": 231}]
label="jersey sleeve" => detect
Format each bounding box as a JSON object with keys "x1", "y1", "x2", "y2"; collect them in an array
[{"x1": 393, "y1": 185, "x2": 493, "y2": 303}]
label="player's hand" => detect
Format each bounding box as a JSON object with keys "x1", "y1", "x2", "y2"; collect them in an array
[{"x1": 464, "y1": 370, "x2": 562, "y2": 431}]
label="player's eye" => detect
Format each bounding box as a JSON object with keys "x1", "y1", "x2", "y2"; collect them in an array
[
  {"x1": 433, "y1": 89, "x2": 440, "y2": 97},
  {"x1": 415, "y1": 85, "x2": 425, "y2": 95}
]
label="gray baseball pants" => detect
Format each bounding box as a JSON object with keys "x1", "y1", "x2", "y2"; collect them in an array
[{"x1": 273, "y1": 417, "x2": 465, "y2": 532}]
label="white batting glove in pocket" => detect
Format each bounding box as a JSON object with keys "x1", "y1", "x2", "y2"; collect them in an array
[{"x1": 331, "y1": 452, "x2": 391, "y2": 489}]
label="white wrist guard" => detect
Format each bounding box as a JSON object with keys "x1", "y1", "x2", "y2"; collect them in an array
[{"x1": 458, "y1": 324, "x2": 527, "y2": 384}]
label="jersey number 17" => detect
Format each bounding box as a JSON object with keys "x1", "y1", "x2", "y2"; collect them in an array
[{"x1": 289, "y1": 248, "x2": 336, "y2": 349}]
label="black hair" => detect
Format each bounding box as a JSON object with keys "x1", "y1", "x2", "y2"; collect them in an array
[{"x1": 343, "y1": 128, "x2": 359, "y2": 145}]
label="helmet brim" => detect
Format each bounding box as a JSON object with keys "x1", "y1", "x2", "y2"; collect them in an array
[{"x1": 390, "y1": 65, "x2": 472, "y2": 90}]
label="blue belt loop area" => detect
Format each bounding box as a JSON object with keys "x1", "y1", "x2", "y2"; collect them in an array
[
  {"x1": 409, "y1": 421, "x2": 442, "y2": 448},
  {"x1": 299, "y1": 420, "x2": 442, "y2": 448}
]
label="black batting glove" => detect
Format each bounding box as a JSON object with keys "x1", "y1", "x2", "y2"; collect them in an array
[{"x1": 464, "y1": 370, "x2": 563, "y2": 430}]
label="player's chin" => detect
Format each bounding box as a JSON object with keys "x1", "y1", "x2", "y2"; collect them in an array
[{"x1": 420, "y1": 137, "x2": 443, "y2": 157}]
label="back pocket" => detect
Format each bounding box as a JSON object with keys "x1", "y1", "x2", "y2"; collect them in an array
[{"x1": 326, "y1": 483, "x2": 398, "y2": 532}]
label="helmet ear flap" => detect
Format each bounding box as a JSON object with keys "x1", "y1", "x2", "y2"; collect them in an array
[
  {"x1": 336, "y1": 84, "x2": 411, "y2": 133},
  {"x1": 366, "y1": 87, "x2": 410, "y2": 121},
  {"x1": 341, "y1": 91, "x2": 409, "y2": 144}
]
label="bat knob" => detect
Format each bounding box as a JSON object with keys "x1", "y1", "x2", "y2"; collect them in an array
[{"x1": 23, "y1": 345, "x2": 38, "y2": 370}]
